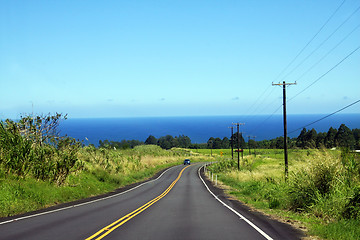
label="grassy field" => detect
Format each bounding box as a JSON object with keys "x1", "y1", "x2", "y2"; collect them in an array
[
  {"x1": 0, "y1": 145, "x2": 207, "y2": 217},
  {"x1": 203, "y1": 148, "x2": 360, "y2": 240}
]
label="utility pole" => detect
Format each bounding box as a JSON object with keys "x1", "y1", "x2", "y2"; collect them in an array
[
  {"x1": 252, "y1": 136, "x2": 257, "y2": 157},
  {"x1": 247, "y1": 135, "x2": 257, "y2": 156},
  {"x1": 228, "y1": 126, "x2": 234, "y2": 160},
  {"x1": 232, "y1": 122, "x2": 245, "y2": 171},
  {"x1": 272, "y1": 81, "x2": 296, "y2": 181}
]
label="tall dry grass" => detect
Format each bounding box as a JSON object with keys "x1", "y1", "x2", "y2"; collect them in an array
[{"x1": 208, "y1": 149, "x2": 360, "y2": 239}]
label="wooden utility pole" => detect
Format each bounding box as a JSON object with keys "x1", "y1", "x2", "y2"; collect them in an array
[
  {"x1": 228, "y1": 126, "x2": 234, "y2": 160},
  {"x1": 232, "y1": 122, "x2": 245, "y2": 171},
  {"x1": 252, "y1": 136, "x2": 257, "y2": 157},
  {"x1": 272, "y1": 81, "x2": 296, "y2": 181}
]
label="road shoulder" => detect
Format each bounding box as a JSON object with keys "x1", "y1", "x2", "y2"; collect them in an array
[{"x1": 199, "y1": 165, "x2": 306, "y2": 240}]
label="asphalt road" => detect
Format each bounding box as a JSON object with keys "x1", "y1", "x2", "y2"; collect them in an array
[{"x1": 0, "y1": 163, "x2": 303, "y2": 240}]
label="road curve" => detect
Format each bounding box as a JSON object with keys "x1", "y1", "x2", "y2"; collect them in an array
[{"x1": 0, "y1": 164, "x2": 303, "y2": 240}]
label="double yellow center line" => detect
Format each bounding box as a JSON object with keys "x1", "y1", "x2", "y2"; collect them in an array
[{"x1": 86, "y1": 165, "x2": 190, "y2": 240}]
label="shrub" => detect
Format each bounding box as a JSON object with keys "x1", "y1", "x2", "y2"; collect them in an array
[
  {"x1": 0, "y1": 114, "x2": 82, "y2": 185},
  {"x1": 288, "y1": 154, "x2": 338, "y2": 212},
  {"x1": 288, "y1": 170, "x2": 318, "y2": 211},
  {"x1": 342, "y1": 187, "x2": 360, "y2": 220}
]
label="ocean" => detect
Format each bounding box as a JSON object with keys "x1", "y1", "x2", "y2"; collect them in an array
[{"x1": 59, "y1": 114, "x2": 360, "y2": 146}]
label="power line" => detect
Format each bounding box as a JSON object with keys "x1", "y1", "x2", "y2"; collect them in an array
[
  {"x1": 243, "y1": 1, "x2": 356, "y2": 140},
  {"x1": 243, "y1": 87, "x2": 277, "y2": 123},
  {"x1": 255, "y1": 92, "x2": 281, "y2": 116},
  {"x1": 288, "y1": 44, "x2": 360, "y2": 103},
  {"x1": 243, "y1": 86, "x2": 272, "y2": 117},
  {"x1": 247, "y1": 83, "x2": 296, "y2": 135},
  {"x1": 288, "y1": 99, "x2": 360, "y2": 135},
  {"x1": 249, "y1": 39, "x2": 359, "y2": 135},
  {"x1": 246, "y1": 103, "x2": 282, "y2": 136},
  {"x1": 246, "y1": 1, "x2": 348, "y2": 136},
  {"x1": 243, "y1": 1, "x2": 350, "y2": 124},
  {"x1": 279, "y1": 4, "x2": 360, "y2": 83},
  {"x1": 294, "y1": 23, "x2": 360, "y2": 83},
  {"x1": 273, "y1": 0, "x2": 347, "y2": 82},
  {"x1": 247, "y1": 47, "x2": 359, "y2": 140}
]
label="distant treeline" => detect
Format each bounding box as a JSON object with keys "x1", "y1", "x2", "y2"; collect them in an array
[
  {"x1": 98, "y1": 124, "x2": 360, "y2": 150},
  {"x1": 99, "y1": 135, "x2": 193, "y2": 150},
  {"x1": 261, "y1": 124, "x2": 359, "y2": 150}
]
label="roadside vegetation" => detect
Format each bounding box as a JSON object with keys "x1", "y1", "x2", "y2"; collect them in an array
[
  {"x1": 0, "y1": 114, "x2": 204, "y2": 217},
  {"x1": 1, "y1": 113, "x2": 359, "y2": 240},
  {"x1": 205, "y1": 148, "x2": 360, "y2": 240}
]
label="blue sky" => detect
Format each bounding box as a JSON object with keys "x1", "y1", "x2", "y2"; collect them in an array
[{"x1": 1, "y1": 0, "x2": 359, "y2": 119}]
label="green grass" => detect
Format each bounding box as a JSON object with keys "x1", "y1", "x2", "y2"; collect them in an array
[
  {"x1": 311, "y1": 219, "x2": 360, "y2": 240},
  {"x1": 0, "y1": 172, "x2": 115, "y2": 216},
  {"x1": 0, "y1": 165, "x2": 170, "y2": 217}
]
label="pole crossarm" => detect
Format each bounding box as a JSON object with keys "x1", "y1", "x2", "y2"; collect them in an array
[
  {"x1": 231, "y1": 123, "x2": 245, "y2": 126},
  {"x1": 272, "y1": 81, "x2": 297, "y2": 86}
]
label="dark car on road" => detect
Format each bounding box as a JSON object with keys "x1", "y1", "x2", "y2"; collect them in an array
[{"x1": 184, "y1": 159, "x2": 191, "y2": 165}]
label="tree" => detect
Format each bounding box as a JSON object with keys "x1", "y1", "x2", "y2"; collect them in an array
[
  {"x1": 325, "y1": 127, "x2": 337, "y2": 148},
  {"x1": 212, "y1": 137, "x2": 223, "y2": 149},
  {"x1": 248, "y1": 139, "x2": 257, "y2": 149},
  {"x1": 335, "y1": 124, "x2": 355, "y2": 149},
  {"x1": 304, "y1": 128, "x2": 317, "y2": 148},
  {"x1": 288, "y1": 137, "x2": 297, "y2": 148},
  {"x1": 231, "y1": 132, "x2": 245, "y2": 149},
  {"x1": 12, "y1": 112, "x2": 66, "y2": 146},
  {"x1": 353, "y1": 129, "x2": 360, "y2": 142},
  {"x1": 275, "y1": 137, "x2": 284, "y2": 149},
  {"x1": 296, "y1": 128, "x2": 307, "y2": 148},
  {"x1": 352, "y1": 129, "x2": 360, "y2": 149},
  {"x1": 270, "y1": 139, "x2": 277, "y2": 149},
  {"x1": 157, "y1": 135, "x2": 174, "y2": 149},
  {"x1": 145, "y1": 135, "x2": 157, "y2": 145},
  {"x1": 176, "y1": 135, "x2": 191, "y2": 148},
  {"x1": 99, "y1": 140, "x2": 111, "y2": 148},
  {"x1": 1, "y1": 113, "x2": 81, "y2": 185},
  {"x1": 257, "y1": 139, "x2": 271, "y2": 149},
  {"x1": 221, "y1": 137, "x2": 230, "y2": 149},
  {"x1": 190, "y1": 143, "x2": 207, "y2": 149},
  {"x1": 128, "y1": 139, "x2": 143, "y2": 148},
  {"x1": 119, "y1": 140, "x2": 130, "y2": 149},
  {"x1": 316, "y1": 132, "x2": 326, "y2": 148},
  {"x1": 207, "y1": 137, "x2": 215, "y2": 149}
]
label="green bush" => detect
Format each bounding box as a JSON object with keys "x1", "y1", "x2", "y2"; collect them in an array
[
  {"x1": 342, "y1": 187, "x2": 360, "y2": 220},
  {"x1": 210, "y1": 158, "x2": 237, "y2": 172},
  {"x1": 0, "y1": 114, "x2": 82, "y2": 185}
]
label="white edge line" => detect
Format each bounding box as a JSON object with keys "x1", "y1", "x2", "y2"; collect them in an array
[
  {"x1": 198, "y1": 164, "x2": 274, "y2": 240},
  {"x1": 0, "y1": 166, "x2": 176, "y2": 225}
]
